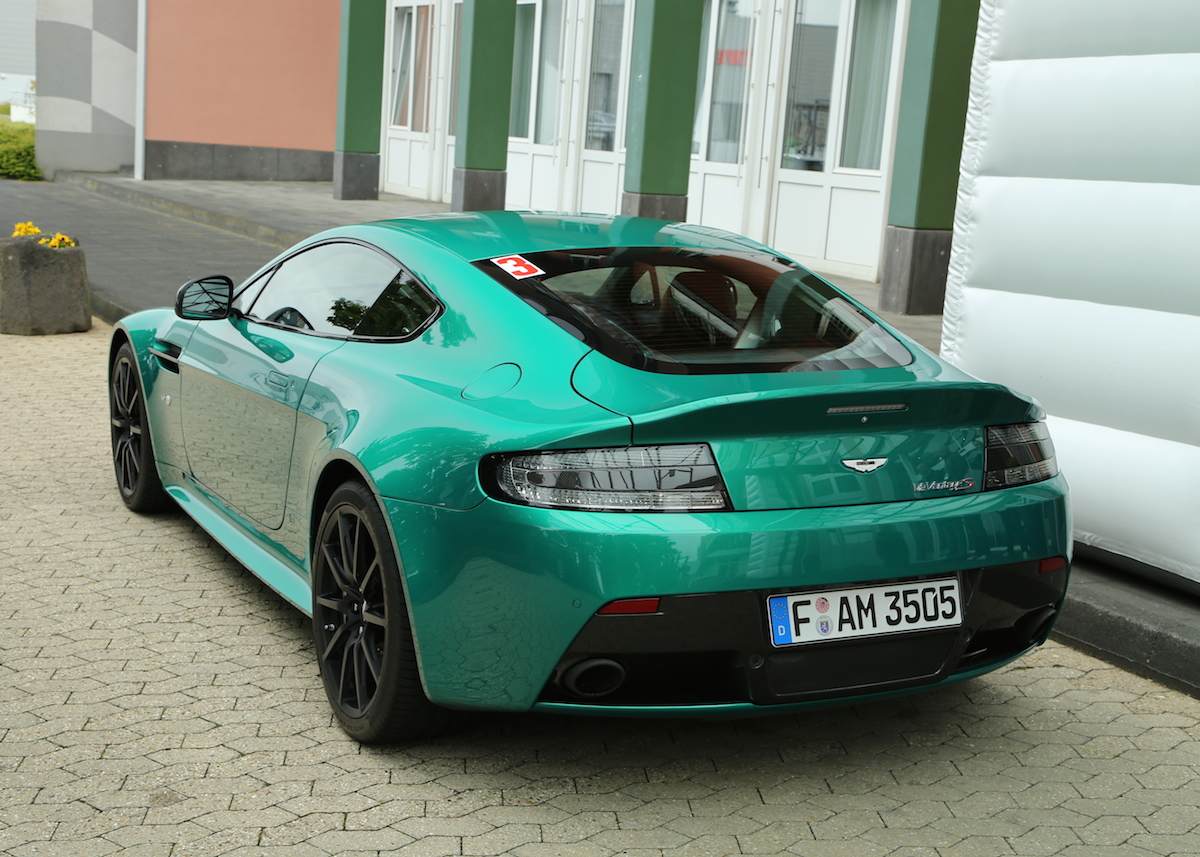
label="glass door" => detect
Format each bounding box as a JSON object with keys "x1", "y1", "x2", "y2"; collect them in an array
[
  {"x1": 687, "y1": 0, "x2": 756, "y2": 233},
  {"x1": 383, "y1": 0, "x2": 450, "y2": 198},
  {"x1": 760, "y1": 0, "x2": 904, "y2": 280},
  {"x1": 575, "y1": 0, "x2": 633, "y2": 214},
  {"x1": 505, "y1": 0, "x2": 569, "y2": 209}
]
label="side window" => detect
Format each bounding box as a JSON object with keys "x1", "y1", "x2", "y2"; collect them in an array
[
  {"x1": 248, "y1": 242, "x2": 402, "y2": 336},
  {"x1": 232, "y1": 268, "x2": 276, "y2": 315},
  {"x1": 356, "y1": 272, "x2": 441, "y2": 338}
]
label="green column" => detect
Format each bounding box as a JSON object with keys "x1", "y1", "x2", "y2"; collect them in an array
[
  {"x1": 880, "y1": 0, "x2": 980, "y2": 313},
  {"x1": 452, "y1": 0, "x2": 517, "y2": 211},
  {"x1": 620, "y1": 0, "x2": 706, "y2": 221},
  {"x1": 334, "y1": 0, "x2": 387, "y2": 200}
]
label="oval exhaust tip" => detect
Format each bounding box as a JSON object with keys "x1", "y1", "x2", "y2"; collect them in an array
[{"x1": 562, "y1": 658, "x2": 626, "y2": 698}]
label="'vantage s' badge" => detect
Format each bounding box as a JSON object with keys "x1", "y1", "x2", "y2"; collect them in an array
[{"x1": 841, "y1": 457, "x2": 887, "y2": 473}]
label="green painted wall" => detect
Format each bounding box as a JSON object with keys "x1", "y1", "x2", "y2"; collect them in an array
[
  {"x1": 623, "y1": 0, "x2": 706, "y2": 196},
  {"x1": 455, "y1": 0, "x2": 517, "y2": 171},
  {"x1": 337, "y1": 0, "x2": 387, "y2": 154},
  {"x1": 888, "y1": 0, "x2": 981, "y2": 230}
]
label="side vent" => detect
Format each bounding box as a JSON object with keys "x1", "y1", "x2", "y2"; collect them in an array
[{"x1": 149, "y1": 341, "x2": 182, "y2": 374}]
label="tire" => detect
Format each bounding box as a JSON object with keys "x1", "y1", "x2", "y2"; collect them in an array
[
  {"x1": 110, "y1": 342, "x2": 170, "y2": 512},
  {"x1": 312, "y1": 481, "x2": 456, "y2": 743}
]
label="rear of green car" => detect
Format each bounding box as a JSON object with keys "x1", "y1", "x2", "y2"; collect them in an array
[{"x1": 386, "y1": 236, "x2": 1070, "y2": 715}]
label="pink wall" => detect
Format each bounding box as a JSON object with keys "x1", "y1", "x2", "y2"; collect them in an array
[{"x1": 146, "y1": 1, "x2": 341, "y2": 152}]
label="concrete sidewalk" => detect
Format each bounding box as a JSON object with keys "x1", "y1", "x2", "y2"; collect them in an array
[{"x1": 2, "y1": 173, "x2": 1198, "y2": 699}]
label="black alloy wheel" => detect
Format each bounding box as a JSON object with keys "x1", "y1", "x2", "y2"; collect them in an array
[
  {"x1": 110, "y1": 343, "x2": 169, "y2": 512},
  {"x1": 312, "y1": 481, "x2": 454, "y2": 743}
]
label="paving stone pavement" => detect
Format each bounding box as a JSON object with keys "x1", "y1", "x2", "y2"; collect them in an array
[{"x1": 3, "y1": 321, "x2": 1200, "y2": 856}]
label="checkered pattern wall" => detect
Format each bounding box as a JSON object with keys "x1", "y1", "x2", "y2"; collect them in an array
[{"x1": 36, "y1": 0, "x2": 138, "y2": 174}]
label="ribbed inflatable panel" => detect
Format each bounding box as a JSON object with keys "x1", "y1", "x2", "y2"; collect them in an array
[{"x1": 942, "y1": 0, "x2": 1200, "y2": 585}]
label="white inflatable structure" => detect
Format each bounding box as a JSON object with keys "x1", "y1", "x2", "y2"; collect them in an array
[{"x1": 942, "y1": 0, "x2": 1200, "y2": 588}]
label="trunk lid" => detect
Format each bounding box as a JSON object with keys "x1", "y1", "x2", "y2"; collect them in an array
[{"x1": 571, "y1": 351, "x2": 1039, "y2": 510}]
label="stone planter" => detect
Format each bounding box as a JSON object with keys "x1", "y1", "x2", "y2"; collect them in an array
[{"x1": 0, "y1": 237, "x2": 91, "y2": 335}]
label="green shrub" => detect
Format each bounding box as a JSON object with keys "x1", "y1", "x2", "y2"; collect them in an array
[
  {"x1": 0, "y1": 103, "x2": 11, "y2": 116},
  {"x1": 0, "y1": 122, "x2": 42, "y2": 181}
]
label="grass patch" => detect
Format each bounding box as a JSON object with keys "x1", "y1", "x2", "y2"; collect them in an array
[{"x1": 0, "y1": 120, "x2": 42, "y2": 181}]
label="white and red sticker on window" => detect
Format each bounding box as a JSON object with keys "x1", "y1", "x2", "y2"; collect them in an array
[{"x1": 490, "y1": 255, "x2": 545, "y2": 280}]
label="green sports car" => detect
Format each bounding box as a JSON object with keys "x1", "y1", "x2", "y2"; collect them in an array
[{"x1": 108, "y1": 212, "x2": 1070, "y2": 743}]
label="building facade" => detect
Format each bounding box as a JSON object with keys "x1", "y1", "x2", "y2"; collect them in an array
[
  {"x1": 142, "y1": 0, "x2": 341, "y2": 181},
  {"x1": 33, "y1": 0, "x2": 137, "y2": 174},
  {"x1": 35, "y1": 0, "x2": 974, "y2": 291},
  {"x1": 381, "y1": 0, "x2": 908, "y2": 280}
]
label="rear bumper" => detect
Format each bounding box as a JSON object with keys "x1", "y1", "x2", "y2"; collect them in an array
[
  {"x1": 536, "y1": 558, "x2": 1067, "y2": 711},
  {"x1": 383, "y1": 474, "x2": 1070, "y2": 712}
]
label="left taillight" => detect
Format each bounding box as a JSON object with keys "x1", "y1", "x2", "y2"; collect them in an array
[
  {"x1": 484, "y1": 443, "x2": 732, "y2": 512},
  {"x1": 984, "y1": 421, "x2": 1058, "y2": 490}
]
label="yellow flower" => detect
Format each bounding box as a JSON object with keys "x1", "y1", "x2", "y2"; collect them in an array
[
  {"x1": 15, "y1": 222, "x2": 76, "y2": 247},
  {"x1": 37, "y1": 232, "x2": 78, "y2": 248}
]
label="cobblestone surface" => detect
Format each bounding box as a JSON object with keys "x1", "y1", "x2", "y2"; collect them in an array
[{"x1": 3, "y1": 321, "x2": 1200, "y2": 855}]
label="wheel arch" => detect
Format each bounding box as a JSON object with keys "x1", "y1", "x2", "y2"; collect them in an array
[
  {"x1": 308, "y1": 454, "x2": 410, "y2": 588},
  {"x1": 108, "y1": 325, "x2": 132, "y2": 360},
  {"x1": 307, "y1": 452, "x2": 434, "y2": 696},
  {"x1": 107, "y1": 324, "x2": 136, "y2": 379},
  {"x1": 106, "y1": 321, "x2": 164, "y2": 452},
  {"x1": 309, "y1": 457, "x2": 375, "y2": 554},
  {"x1": 107, "y1": 320, "x2": 163, "y2": 392}
]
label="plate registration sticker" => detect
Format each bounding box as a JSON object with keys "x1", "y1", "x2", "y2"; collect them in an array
[{"x1": 768, "y1": 578, "x2": 961, "y2": 647}]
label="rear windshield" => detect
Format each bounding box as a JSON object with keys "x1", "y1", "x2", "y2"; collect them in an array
[{"x1": 474, "y1": 247, "x2": 912, "y2": 375}]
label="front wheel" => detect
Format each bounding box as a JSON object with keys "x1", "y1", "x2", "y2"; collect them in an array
[
  {"x1": 110, "y1": 342, "x2": 170, "y2": 512},
  {"x1": 312, "y1": 481, "x2": 455, "y2": 743}
]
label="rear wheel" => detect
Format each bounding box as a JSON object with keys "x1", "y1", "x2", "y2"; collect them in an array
[
  {"x1": 110, "y1": 343, "x2": 170, "y2": 512},
  {"x1": 312, "y1": 481, "x2": 454, "y2": 743}
]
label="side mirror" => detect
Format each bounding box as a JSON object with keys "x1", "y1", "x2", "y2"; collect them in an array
[{"x1": 175, "y1": 276, "x2": 234, "y2": 320}]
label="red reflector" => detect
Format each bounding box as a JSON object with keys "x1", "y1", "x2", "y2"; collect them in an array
[
  {"x1": 1038, "y1": 556, "x2": 1067, "y2": 574},
  {"x1": 597, "y1": 598, "x2": 661, "y2": 615}
]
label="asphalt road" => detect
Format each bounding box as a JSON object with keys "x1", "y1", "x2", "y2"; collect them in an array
[{"x1": 2, "y1": 178, "x2": 284, "y2": 317}]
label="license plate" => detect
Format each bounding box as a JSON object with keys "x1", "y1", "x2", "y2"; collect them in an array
[{"x1": 767, "y1": 578, "x2": 962, "y2": 647}]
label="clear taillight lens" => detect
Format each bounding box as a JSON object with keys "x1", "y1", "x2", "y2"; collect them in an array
[
  {"x1": 488, "y1": 444, "x2": 731, "y2": 512},
  {"x1": 984, "y1": 422, "x2": 1058, "y2": 490}
]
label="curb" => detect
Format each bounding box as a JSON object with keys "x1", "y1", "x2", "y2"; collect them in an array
[
  {"x1": 1052, "y1": 559, "x2": 1200, "y2": 698},
  {"x1": 56, "y1": 172, "x2": 309, "y2": 249},
  {"x1": 89, "y1": 287, "x2": 132, "y2": 326}
]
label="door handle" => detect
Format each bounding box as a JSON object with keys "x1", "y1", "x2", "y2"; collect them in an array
[{"x1": 267, "y1": 370, "x2": 290, "y2": 389}]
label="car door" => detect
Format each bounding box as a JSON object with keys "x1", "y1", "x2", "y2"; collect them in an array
[{"x1": 179, "y1": 241, "x2": 404, "y2": 530}]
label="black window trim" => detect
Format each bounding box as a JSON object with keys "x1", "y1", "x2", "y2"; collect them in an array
[
  {"x1": 238, "y1": 237, "x2": 445, "y2": 343},
  {"x1": 473, "y1": 248, "x2": 914, "y2": 376}
]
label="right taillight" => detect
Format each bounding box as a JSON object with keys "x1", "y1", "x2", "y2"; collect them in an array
[{"x1": 984, "y1": 422, "x2": 1058, "y2": 490}]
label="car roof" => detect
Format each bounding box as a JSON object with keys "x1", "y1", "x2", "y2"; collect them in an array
[{"x1": 358, "y1": 211, "x2": 779, "y2": 263}]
